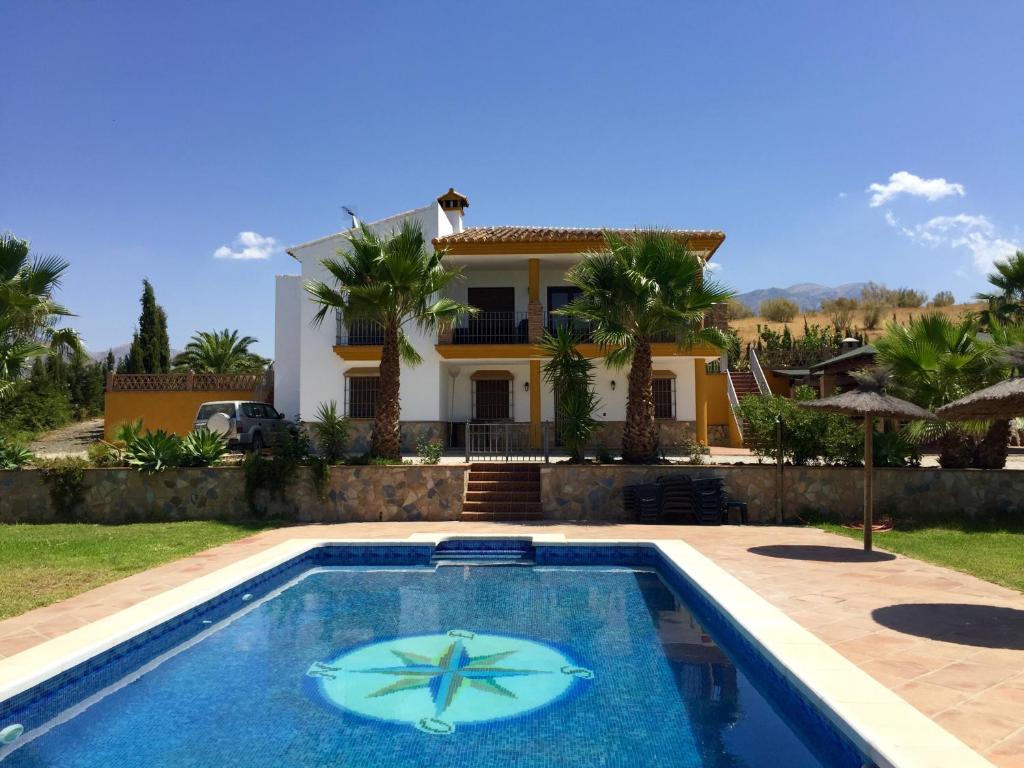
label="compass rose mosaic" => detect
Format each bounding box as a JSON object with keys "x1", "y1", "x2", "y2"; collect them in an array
[{"x1": 307, "y1": 629, "x2": 594, "y2": 734}]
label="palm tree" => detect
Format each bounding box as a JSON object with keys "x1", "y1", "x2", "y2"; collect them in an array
[
  {"x1": 975, "y1": 250, "x2": 1024, "y2": 327},
  {"x1": 558, "y1": 229, "x2": 733, "y2": 463},
  {"x1": 172, "y1": 329, "x2": 268, "y2": 373},
  {"x1": 540, "y1": 326, "x2": 600, "y2": 463},
  {"x1": 0, "y1": 233, "x2": 79, "y2": 398},
  {"x1": 305, "y1": 220, "x2": 473, "y2": 459},
  {"x1": 874, "y1": 313, "x2": 1007, "y2": 467}
]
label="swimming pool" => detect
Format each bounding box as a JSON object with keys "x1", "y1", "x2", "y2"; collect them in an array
[{"x1": 0, "y1": 537, "x2": 989, "y2": 767}]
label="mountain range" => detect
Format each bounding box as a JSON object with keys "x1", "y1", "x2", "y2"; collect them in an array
[
  {"x1": 86, "y1": 344, "x2": 183, "y2": 364},
  {"x1": 733, "y1": 282, "x2": 868, "y2": 313}
]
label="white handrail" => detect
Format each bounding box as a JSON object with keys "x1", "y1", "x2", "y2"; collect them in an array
[
  {"x1": 748, "y1": 344, "x2": 771, "y2": 396},
  {"x1": 724, "y1": 370, "x2": 744, "y2": 443}
]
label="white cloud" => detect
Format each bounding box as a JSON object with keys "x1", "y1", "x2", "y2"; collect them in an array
[
  {"x1": 705, "y1": 261, "x2": 722, "y2": 273},
  {"x1": 867, "y1": 171, "x2": 965, "y2": 207},
  {"x1": 837, "y1": 192, "x2": 848, "y2": 198},
  {"x1": 213, "y1": 231, "x2": 280, "y2": 260},
  {"x1": 884, "y1": 210, "x2": 1019, "y2": 273}
]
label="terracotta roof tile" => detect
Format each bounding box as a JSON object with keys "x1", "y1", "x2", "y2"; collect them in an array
[{"x1": 436, "y1": 226, "x2": 724, "y2": 245}]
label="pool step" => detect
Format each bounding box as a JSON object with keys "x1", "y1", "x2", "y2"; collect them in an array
[
  {"x1": 431, "y1": 538, "x2": 536, "y2": 566},
  {"x1": 461, "y1": 464, "x2": 544, "y2": 521}
]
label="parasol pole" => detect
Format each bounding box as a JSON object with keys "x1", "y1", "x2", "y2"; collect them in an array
[{"x1": 863, "y1": 413, "x2": 874, "y2": 551}]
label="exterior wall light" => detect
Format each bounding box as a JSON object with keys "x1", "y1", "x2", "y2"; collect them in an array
[
  {"x1": 523, "y1": 381, "x2": 530, "y2": 392},
  {"x1": 610, "y1": 380, "x2": 616, "y2": 391}
]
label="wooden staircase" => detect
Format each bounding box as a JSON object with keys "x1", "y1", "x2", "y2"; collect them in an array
[{"x1": 461, "y1": 463, "x2": 543, "y2": 521}]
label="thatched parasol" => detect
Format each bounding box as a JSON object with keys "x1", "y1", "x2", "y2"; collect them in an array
[
  {"x1": 799, "y1": 368, "x2": 935, "y2": 551},
  {"x1": 936, "y1": 345, "x2": 1024, "y2": 421}
]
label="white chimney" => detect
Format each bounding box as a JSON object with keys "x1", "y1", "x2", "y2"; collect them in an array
[{"x1": 437, "y1": 187, "x2": 469, "y2": 234}]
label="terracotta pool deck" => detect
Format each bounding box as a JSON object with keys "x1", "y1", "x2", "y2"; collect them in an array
[{"x1": 1, "y1": 522, "x2": 1022, "y2": 765}]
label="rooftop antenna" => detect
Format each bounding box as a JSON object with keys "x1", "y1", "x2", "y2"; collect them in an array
[{"x1": 342, "y1": 205, "x2": 360, "y2": 229}]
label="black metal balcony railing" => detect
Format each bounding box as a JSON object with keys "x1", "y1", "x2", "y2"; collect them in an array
[
  {"x1": 451, "y1": 311, "x2": 529, "y2": 345},
  {"x1": 546, "y1": 314, "x2": 677, "y2": 344},
  {"x1": 336, "y1": 316, "x2": 384, "y2": 346}
]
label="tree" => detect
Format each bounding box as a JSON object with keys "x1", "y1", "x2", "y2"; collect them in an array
[
  {"x1": 304, "y1": 220, "x2": 473, "y2": 459},
  {"x1": 540, "y1": 326, "x2": 600, "y2": 463},
  {"x1": 874, "y1": 314, "x2": 1008, "y2": 468},
  {"x1": 125, "y1": 280, "x2": 171, "y2": 374},
  {"x1": 172, "y1": 329, "x2": 268, "y2": 373},
  {"x1": 558, "y1": 229, "x2": 733, "y2": 462},
  {"x1": 0, "y1": 233, "x2": 80, "y2": 399},
  {"x1": 105, "y1": 349, "x2": 115, "y2": 372},
  {"x1": 975, "y1": 250, "x2": 1024, "y2": 327}
]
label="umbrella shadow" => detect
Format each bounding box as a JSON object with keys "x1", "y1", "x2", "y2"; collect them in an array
[
  {"x1": 748, "y1": 545, "x2": 896, "y2": 563},
  {"x1": 871, "y1": 603, "x2": 1024, "y2": 650}
]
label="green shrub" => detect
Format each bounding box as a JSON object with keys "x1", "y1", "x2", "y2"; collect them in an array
[
  {"x1": 861, "y1": 302, "x2": 884, "y2": 329},
  {"x1": 416, "y1": 438, "x2": 443, "y2": 465},
  {"x1": 126, "y1": 430, "x2": 181, "y2": 473},
  {"x1": 759, "y1": 297, "x2": 799, "y2": 322},
  {"x1": 87, "y1": 441, "x2": 128, "y2": 468},
  {"x1": 37, "y1": 457, "x2": 89, "y2": 520},
  {"x1": 242, "y1": 424, "x2": 310, "y2": 513},
  {"x1": 872, "y1": 430, "x2": 920, "y2": 467},
  {"x1": 0, "y1": 436, "x2": 33, "y2": 469},
  {"x1": 929, "y1": 290, "x2": 955, "y2": 308},
  {"x1": 892, "y1": 287, "x2": 927, "y2": 308},
  {"x1": 736, "y1": 386, "x2": 862, "y2": 465},
  {"x1": 179, "y1": 427, "x2": 229, "y2": 467},
  {"x1": 672, "y1": 438, "x2": 709, "y2": 465},
  {"x1": 820, "y1": 297, "x2": 858, "y2": 331},
  {"x1": 311, "y1": 400, "x2": 349, "y2": 463},
  {"x1": 0, "y1": 380, "x2": 72, "y2": 442},
  {"x1": 346, "y1": 453, "x2": 410, "y2": 466},
  {"x1": 726, "y1": 299, "x2": 754, "y2": 320}
]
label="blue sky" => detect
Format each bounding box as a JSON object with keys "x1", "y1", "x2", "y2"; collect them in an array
[{"x1": 2, "y1": 1, "x2": 1022, "y2": 356}]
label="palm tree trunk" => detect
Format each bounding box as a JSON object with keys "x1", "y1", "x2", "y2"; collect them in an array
[
  {"x1": 973, "y1": 419, "x2": 1010, "y2": 469},
  {"x1": 623, "y1": 339, "x2": 658, "y2": 463},
  {"x1": 936, "y1": 429, "x2": 974, "y2": 468},
  {"x1": 372, "y1": 321, "x2": 402, "y2": 459}
]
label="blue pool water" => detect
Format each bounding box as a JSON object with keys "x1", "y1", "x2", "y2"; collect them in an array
[{"x1": 0, "y1": 548, "x2": 865, "y2": 767}]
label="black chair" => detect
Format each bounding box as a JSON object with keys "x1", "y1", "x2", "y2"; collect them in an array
[{"x1": 624, "y1": 484, "x2": 663, "y2": 523}]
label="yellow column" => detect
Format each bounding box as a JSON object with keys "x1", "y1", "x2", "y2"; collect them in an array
[
  {"x1": 694, "y1": 359, "x2": 708, "y2": 446},
  {"x1": 529, "y1": 360, "x2": 542, "y2": 448},
  {"x1": 528, "y1": 258, "x2": 540, "y2": 301}
]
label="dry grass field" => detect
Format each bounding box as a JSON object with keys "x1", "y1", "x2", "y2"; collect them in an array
[{"x1": 730, "y1": 302, "x2": 983, "y2": 347}]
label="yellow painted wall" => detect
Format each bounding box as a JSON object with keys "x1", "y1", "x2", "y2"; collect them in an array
[
  {"x1": 705, "y1": 373, "x2": 731, "y2": 424},
  {"x1": 764, "y1": 370, "x2": 792, "y2": 396},
  {"x1": 104, "y1": 390, "x2": 256, "y2": 440}
]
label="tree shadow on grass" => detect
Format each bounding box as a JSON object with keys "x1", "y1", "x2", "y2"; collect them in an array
[
  {"x1": 747, "y1": 545, "x2": 896, "y2": 563},
  {"x1": 871, "y1": 603, "x2": 1024, "y2": 650}
]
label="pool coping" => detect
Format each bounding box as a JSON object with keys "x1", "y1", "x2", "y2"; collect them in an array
[{"x1": 0, "y1": 533, "x2": 994, "y2": 768}]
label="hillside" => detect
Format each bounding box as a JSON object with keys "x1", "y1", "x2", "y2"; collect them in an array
[
  {"x1": 734, "y1": 282, "x2": 868, "y2": 313},
  {"x1": 729, "y1": 302, "x2": 984, "y2": 348}
]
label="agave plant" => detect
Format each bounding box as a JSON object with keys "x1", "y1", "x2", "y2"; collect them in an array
[
  {"x1": 126, "y1": 430, "x2": 181, "y2": 473},
  {"x1": 311, "y1": 400, "x2": 350, "y2": 463},
  {"x1": 0, "y1": 437, "x2": 33, "y2": 469},
  {"x1": 179, "y1": 427, "x2": 229, "y2": 467}
]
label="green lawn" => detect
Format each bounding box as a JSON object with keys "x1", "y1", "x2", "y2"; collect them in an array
[
  {"x1": 0, "y1": 522, "x2": 273, "y2": 620},
  {"x1": 818, "y1": 521, "x2": 1024, "y2": 593}
]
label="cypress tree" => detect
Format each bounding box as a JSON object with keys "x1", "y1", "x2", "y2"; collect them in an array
[
  {"x1": 125, "y1": 331, "x2": 145, "y2": 373},
  {"x1": 137, "y1": 279, "x2": 171, "y2": 373},
  {"x1": 105, "y1": 349, "x2": 115, "y2": 372}
]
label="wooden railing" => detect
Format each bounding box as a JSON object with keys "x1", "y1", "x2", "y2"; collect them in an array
[{"x1": 106, "y1": 370, "x2": 270, "y2": 393}]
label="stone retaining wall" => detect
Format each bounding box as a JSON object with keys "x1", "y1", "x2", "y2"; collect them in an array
[
  {"x1": 2, "y1": 463, "x2": 1022, "y2": 525},
  {"x1": 0, "y1": 465, "x2": 466, "y2": 524},
  {"x1": 541, "y1": 464, "x2": 1024, "y2": 524}
]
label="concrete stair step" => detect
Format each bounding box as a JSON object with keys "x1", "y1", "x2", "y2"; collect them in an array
[
  {"x1": 466, "y1": 480, "x2": 540, "y2": 493},
  {"x1": 462, "y1": 500, "x2": 542, "y2": 515},
  {"x1": 460, "y1": 509, "x2": 546, "y2": 522},
  {"x1": 465, "y1": 490, "x2": 541, "y2": 503}
]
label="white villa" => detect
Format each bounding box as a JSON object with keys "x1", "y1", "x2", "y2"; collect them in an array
[{"x1": 274, "y1": 189, "x2": 738, "y2": 454}]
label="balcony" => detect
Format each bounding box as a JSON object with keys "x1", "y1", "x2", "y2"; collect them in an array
[
  {"x1": 449, "y1": 311, "x2": 530, "y2": 345},
  {"x1": 546, "y1": 314, "x2": 677, "y2": 344},
  {"x1": 336, "y1": 317, "x2": 384, "y2": 346}
]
